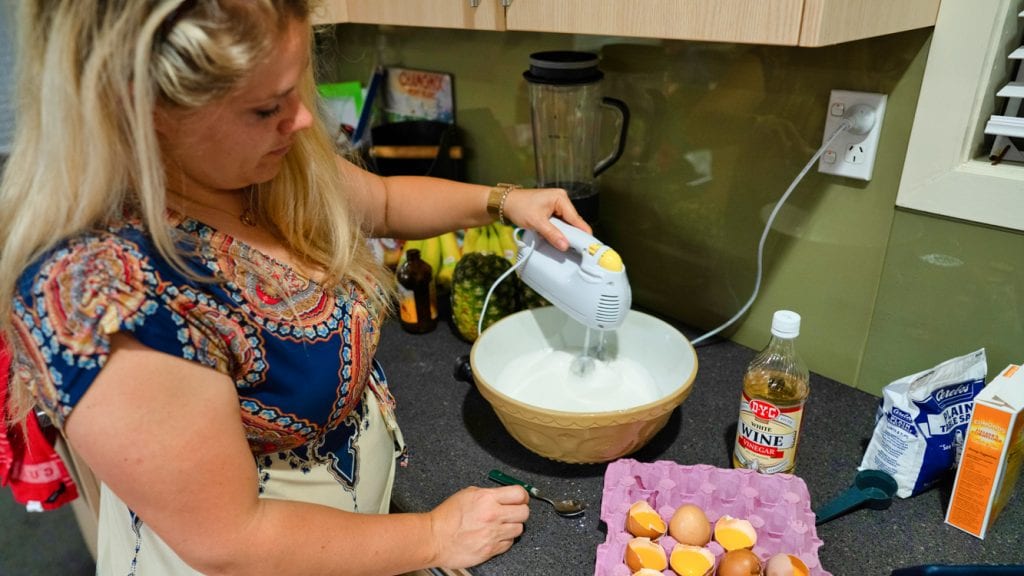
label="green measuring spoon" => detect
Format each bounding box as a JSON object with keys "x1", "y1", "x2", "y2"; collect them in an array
[
  {"x1": 814, "y1": 468, "x2": 898, "y2": 525},
  {"x1": 488, "y1": 469, "x2": 587, "y2": 517}
]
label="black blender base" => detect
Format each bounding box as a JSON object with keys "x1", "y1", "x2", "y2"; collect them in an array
[{"x1": 570, "y1": 194, "x2": 600, "y2": 228}]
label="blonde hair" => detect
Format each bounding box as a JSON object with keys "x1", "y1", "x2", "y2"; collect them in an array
[{"x1": 1, "y1": 0, "x2": 392, "y2": 420}]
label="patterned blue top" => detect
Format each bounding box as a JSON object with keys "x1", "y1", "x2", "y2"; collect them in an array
[{"x1": 8, "y1": 212, "x2": 396, "y2": 487}]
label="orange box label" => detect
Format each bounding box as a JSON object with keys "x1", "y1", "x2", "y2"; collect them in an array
[{"x1": 945, "y1": 404, "x2": 1012, "y2": 536}]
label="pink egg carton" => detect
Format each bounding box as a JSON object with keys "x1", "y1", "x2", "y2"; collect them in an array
[{"x1": 595, "y1": 459, "x2": 830, "y2": 576}]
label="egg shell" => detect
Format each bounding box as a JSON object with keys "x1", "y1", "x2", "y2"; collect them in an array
[
  {"x1": 716, "y1": 549, "x2": 762, "y2": 576},
  {"x1": 714, "y1": 516, "x2": 757, "y2": 551},
  {"x1": 669, "y1": 543, "x2": 716, "y2": 576},
  {"x1": 633, "y1": 570, "x2": 667, "y2": 576},
  {"x1": 624, "y1": 537, "x2": 668, "y2": 572},
  {"x1": 626, "y1": 500, "x2": 668, "y2": 539},
  {"x1": 669, "y1": 504, "x2": 712, "y2": 546},
  {"x1": 765, "y1": 553, "x2": 810, "y2": 576}
]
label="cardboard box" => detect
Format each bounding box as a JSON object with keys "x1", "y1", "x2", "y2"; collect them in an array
[
  {"x1": 945, "y1": 364, "x2": 1024, "y2": 538},
  {"x1": 382, "y1": 67, "x2": 454, "y2": 124}
]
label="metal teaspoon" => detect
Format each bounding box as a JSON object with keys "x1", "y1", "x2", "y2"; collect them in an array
[{"x1": 487, "y1": 469, "x2": 587, "y2": 517}]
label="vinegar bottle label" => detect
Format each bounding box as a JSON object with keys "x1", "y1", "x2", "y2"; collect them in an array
[{"x1": 733, "y1": 392, "x2": 805, "y2": 474}]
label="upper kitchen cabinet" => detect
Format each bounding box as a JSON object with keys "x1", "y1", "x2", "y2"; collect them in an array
[
  {"x1": 311, "y1": 1, "x2": 348, "y2": 25},
  {"x1": 505, "y1": 0, "x2": 805, "y2": 45},
  {"x1": 504, "y1": 0, "x2": 941, "y2": 47},
  {"x1": 314, "y1": 0, "x2": 505, "y2": 31},
  {"x1": 314, "y1": 0, "x2": 940, "y2": 47},
  {"x1": 796, "y1": 0, "x2": 940, "y2": 46}
]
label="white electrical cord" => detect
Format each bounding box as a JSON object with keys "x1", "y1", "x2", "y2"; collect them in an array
[
  {"x1": 473, "y1": 110, "x2": 867, "y2": 344},
  {"x1": 689, "y1": 117, "x2": 856, "y2": 346},
  {"x1": 476, "y1": 231, "x2": 535, "y2": 338}
]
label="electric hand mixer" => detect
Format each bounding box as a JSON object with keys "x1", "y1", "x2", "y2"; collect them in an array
[{"x1": 516, "y1": 217, "x2": 632, "y2": 331}]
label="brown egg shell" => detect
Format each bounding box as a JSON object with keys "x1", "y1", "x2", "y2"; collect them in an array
[
  {"x1": 668, "y1": 503, "x2": 712, "y2": 546},
  {"x1": 716, "y1": 548, "x2": 762, "y2": 576}
]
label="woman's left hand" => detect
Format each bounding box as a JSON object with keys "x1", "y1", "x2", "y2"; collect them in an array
[{"x1": 501, "y1": 187, "x2": 591, "y2": 251}]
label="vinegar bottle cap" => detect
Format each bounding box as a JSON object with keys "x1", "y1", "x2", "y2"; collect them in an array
[{"x1": 770, "y1": 310, "x2": 801, "y2": 338}]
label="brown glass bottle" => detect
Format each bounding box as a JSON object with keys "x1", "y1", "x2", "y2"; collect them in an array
[{"x1": 396, "y1": 249, "x2": 437, "y2": 334}]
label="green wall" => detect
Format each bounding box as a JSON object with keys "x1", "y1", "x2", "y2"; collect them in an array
[
  {"x1": 861, "y1": 211, "x2": 1024, "y2": 394},
  {"x1": 321, "y1": 24, "x2": 1023, "y2": 395}
]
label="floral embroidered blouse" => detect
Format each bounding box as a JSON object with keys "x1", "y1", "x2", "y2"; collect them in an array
[{"x1": 8, "y1": 212, "x2": 398, "y2": 489}]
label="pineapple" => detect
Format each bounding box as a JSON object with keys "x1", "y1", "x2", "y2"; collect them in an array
[
  {"x1": 450, "y1": 253, "x2": 518, "y2": 342},
  {"x1": 517, "y1": 280, "x2": 550, "y2": 310}
]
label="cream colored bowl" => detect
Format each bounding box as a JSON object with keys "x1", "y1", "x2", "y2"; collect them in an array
[{"x1": 470, "y1": 307, "x2": 698, "y2": 464}]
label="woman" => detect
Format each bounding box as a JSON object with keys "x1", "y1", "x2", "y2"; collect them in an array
[{"x1": 0, "y1": 1, "x2": 588, "y2": 574}]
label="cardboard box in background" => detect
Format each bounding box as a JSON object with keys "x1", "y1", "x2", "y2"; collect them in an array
[
  {"x1": 318, "y1": 81, "x2": 364, "y2": 143},
  {"x1": 382, "y1": 67, "x2": 454, "y2": 124},
  {"x1": 945, "y1": 364, "x2": 1024, "y2": 539}
]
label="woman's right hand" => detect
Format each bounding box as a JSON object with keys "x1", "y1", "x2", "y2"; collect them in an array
[{"x1": 428, "y1": 485, "x2": 530, "y2": 569}]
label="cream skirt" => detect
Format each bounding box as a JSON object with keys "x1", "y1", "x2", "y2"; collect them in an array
[{"x1": 94, "y1": 389, "x2": 404, "y2": 575}]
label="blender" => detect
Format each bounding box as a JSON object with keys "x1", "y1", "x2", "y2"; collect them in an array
[{"x1": 524, "y1": 51, "x2": 630, "y2": 226}]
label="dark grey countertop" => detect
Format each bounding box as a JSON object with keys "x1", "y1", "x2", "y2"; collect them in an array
[{"x1": 376, "y1": 315, "x2": 1024, "y2": 576}]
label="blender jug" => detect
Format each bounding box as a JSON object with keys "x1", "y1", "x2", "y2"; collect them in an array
[{"x1": 524, "y1": 51, "x2": 629, "y2": 225}]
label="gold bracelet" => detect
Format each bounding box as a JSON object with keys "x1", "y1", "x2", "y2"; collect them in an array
[{"x1": 486, "y1": 182, "x2": 519, "y2": 225}]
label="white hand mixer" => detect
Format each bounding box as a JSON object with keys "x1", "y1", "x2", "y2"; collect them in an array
[
  {"x1": 475, "y1": 217, "x2": 632, "y2": 376},
  {"x1": 477, "y1": 217, "x2": 631, "y2": 335},
  {"x1": 516, "y1": 217, "x2": 631, "y2": 331}
]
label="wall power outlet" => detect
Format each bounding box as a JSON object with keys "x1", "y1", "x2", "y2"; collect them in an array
[{"x1": 817, "y1": 89, "x2": 887, "y2": 181}]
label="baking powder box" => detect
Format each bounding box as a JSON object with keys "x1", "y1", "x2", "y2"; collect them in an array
[{"x1": 945, "y1": 364, "x2": 1024, "y2": 538}]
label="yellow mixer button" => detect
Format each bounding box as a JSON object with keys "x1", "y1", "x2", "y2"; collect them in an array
[
  {"x1": 587, "y1": 243, "x2": 601, "y2": 256},
  {"x1": 598, "y1": 249, "x2": 624, "y2": 272}
]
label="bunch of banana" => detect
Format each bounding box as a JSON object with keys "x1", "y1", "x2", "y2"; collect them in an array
[
  {"x1": 435, "y1": 231, "x2": 460, "y2": 291},
  {"x1": 461, "y1": 223, "x2": 517, "y2": 263},
  {"x1": 396, "y1": 223, "x2": 518, "y2": 297}
]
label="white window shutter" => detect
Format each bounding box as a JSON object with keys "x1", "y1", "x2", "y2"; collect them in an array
[
  {"x1": 985, "y1": 10, "x2": 1024, "y2": 163},
  {"x1": 0, "y1": 2, "x2": 15, "y2": 155}
]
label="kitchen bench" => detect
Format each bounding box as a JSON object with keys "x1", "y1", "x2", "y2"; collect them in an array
[{"x1": 377, "y1": 315, "x2": 1024, "y2": 576}]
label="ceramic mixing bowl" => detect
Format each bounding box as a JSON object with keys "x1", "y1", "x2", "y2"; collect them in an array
[{"x1": 470, "y1": 307, "x2": 698, "y2": 463}]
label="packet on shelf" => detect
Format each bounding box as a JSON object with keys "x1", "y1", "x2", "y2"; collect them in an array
[{"x1": 595, "y1": 459, "x2": 830, "y2": 576}]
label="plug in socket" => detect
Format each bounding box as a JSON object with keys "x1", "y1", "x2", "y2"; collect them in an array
[{"x1": 818, "y1": 90, "x2": 887, "y2": 181}]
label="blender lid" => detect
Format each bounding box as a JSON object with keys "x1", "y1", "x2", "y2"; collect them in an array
[{"x1": 523, "y1": 50, "x2": 603, "y2": 85}]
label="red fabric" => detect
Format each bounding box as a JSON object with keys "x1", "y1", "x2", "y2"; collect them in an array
[{"x1": 0, "y1": 338, "x2": 79, "y2": 511}]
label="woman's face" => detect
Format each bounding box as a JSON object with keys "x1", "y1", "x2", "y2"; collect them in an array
[{"x1": 155, "y1": 17, "x2": 314, "y2": 196}]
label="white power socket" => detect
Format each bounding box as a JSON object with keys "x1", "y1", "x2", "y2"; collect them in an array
[{"x1": 817, "y1": 89, "x2": 887, "y2": 181}]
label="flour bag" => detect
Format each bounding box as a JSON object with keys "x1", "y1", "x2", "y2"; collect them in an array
[{"x1": 860, "y1": 349, "x2": 987, "y2": 498}]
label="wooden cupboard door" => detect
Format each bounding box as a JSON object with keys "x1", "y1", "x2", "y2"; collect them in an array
[
  {"x1": 504, "y1": 0, "x2": 804, "y2": 46},
  {"x1": 344, "y1": 0, "x2": 505, "y2": 31},
  {"x1": 311, "y1": 1, "x2": 349, "y2": 24},
  {"x1": 798, "y1": 0, "x2": 940, "y2": 47},
  {"x1": 314, "y1": 0, "x2": 939, "y2": 46}
]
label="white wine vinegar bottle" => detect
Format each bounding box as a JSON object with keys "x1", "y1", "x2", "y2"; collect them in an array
[{"x1": 732, "y1": 310, "x2": 810, "y2": 474}]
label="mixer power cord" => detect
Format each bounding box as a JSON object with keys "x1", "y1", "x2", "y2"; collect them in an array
[
  {"x1": 690, "y1": 113, "x2": 865, "y2": 346},
  {"x1": 474, "y1": 107, "x2": 873, "y2": 346},
  {"x1": 476, "y1": 232, "x2": 535, "y2": 339}
]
